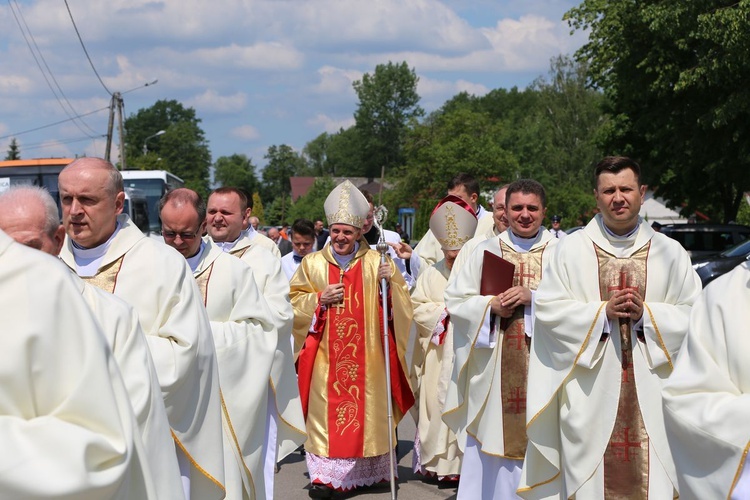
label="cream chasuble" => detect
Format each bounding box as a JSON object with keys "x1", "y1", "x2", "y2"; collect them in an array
[
  {"x1": 519, "y1": 215, "x2": 702, "y2": 500},
  {"x1": 226, "y1": 241, "x2": 307, "y2": 461},
  {"x1": 451, "y1": 224, "x2": 502, "y2": 275},
  {"x1": 236, "y1": 230, "x2": 281, "y2": 258},
  {"x1": 289, "y1": 242, "x2": 414, "y2": 458},
  {"x1": 0, "y1": 230, "x2": 153, "y2": 498},
  {"x1": 443, "y1": 230, "x2": 556, "y2": 457},
  {"x1": 78, "y1": 278, "x2": 184, "y2": 498},
  {"x1": 194, "y1": 239, "x2": 280, "y2": 500},
  {"x1": 663, "y1": 261, "x2": 750, "y2": 499},
  {"x1": 410, "y1": 259, "x2": 462, "y2": 477},
  {"x1": 60, "y1": 214, "x2": 226, "y2": 500}
]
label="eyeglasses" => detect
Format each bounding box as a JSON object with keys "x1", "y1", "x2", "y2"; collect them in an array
[{"x1": 162, "y1": 229, "x2": 201, "y2": 240}]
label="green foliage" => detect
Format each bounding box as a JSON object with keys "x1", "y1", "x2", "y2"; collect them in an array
[
  {"x1": 124, "y1": 100, "x2": 212, "y2": 197},
  {"x1": 262, "y1": 144, "x2": 307, "y2": 203},
  {"x1": 4, "y1": 138, "x2": 20, "y2": 160},
  {"x1": 735, "y1": 198, "x2": 750, "y2": 226},
  {"x1": 566, "y1": 0, "x2": 750, "y2": 222},
  {"x1": 353, "y1": 61, "x2": 424, "y2": 179},
  {"x1": 263, "y1": 194, "x2": 293, "y2": 226},
  {"x1": 214, "y1": 154, "x2": 259, "y2": 196},
  {"x1": 287, "y1": 177, "x2": 336, "y2": 224},
  {"x1": 252, "y1": 193, "x2": 265, "y2": 224}
]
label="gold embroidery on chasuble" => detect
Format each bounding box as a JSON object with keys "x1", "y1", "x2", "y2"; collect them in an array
[
  {"x1": 194, "y1": 264, "x2": 213, "y2": 306},
  {"x1": 498, "y1": 241, "x2": 545, "y2": 458},
  {"x1": 229, "y1": 246, "x2": 248, "y2": 259},
  {"x1": 81, "y1": 256, "x2": 125, "y2": 293},
  {"x1": 596, "y1": 242, "x2": 650, "y2": 499}
]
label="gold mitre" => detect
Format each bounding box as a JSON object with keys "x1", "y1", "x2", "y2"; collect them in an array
[
  {"x1": 324, "y1": 180, "x2": 370, "y2": 229},
  {"x1": 429, "y1": 195, "x2": 477, "y2": 250}
]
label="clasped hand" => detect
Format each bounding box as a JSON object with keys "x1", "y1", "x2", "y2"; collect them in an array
[
  {"x1": 490, "y1": 286, "x2": 531, "y2": 318},
  {"x1": 605, "y1": 289, "x2": 644, "y2": 322}
]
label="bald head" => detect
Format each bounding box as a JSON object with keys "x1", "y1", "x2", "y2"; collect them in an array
[
  {"x1": 61, "y1": 157, "x2": 124, "y2": 196},
  {"x1": 0, "y1": 185, "x2": 65, "y2": 255}
]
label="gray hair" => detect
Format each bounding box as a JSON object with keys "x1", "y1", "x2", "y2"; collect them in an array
[{"x1": 0, "y1": 185, "x2": 60, "y2": 237}]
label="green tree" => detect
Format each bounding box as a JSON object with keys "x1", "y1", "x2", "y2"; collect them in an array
[
  {"x1": 214, "y1": 154, "x2": 259, "y2": 195},
  {"x1": 124, "y1": 100, "x2": 212, "y2": 196},
  {"x1": 353, "y1": 61, "x2": 424, "y2": 179},
  {"x1": 287, "y1": 177, "x2": 336, "y2": 224},
  {"x1": 262, "y1": 144, "x2": 307, "y2": 221},
  {"x1": 4, "y1": 138, "x2": 20, "y2": 160},
  {"x1": 566, "y1": 0, "x2": 750, "y2": 222},
  {"x1": 252, "y1": 193, "x2": 265, "y2": 225}
]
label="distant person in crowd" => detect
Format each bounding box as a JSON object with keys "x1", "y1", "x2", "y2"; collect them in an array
[
  {"x1": 314, "y1": 218, "x2": 329, "y2": 251},
  {"x1": 549, "y1": 214, "x2": 567, "y2": 239},
  {"x1": 395, "y1": 222, "x2": 410, "y2": 243},
  {"x1": 269, "y1": 226, "x2": 293, "y2": 256},
  {"x1": 281, "y1": 218, "x2": 316, "y2": 280},
  {"x1": 444, "y1": 179, "x2": 558, "y2": 499},
  {"x1": 662, "y1": 261, "x2": 750, "y2": 499},
  {"x1": 409, "y1": 195, "x2": 477, "y2": 484},
  {"x1": 161, "y1": 188, "x2": 283, "y2": 499},
  {"x1": 249, "y1": 216, "x2": 260, "y2": 230},
  {"x1": 519, "y1": 156, "x2": 702, "y2": 499},
  {"x1": 0, "y1": 228, "x2": 154, "y2": 498},
  {"x1": 0, "y1": 185, "x2": 181, "y2": 498},
  {"x1": 57, "y1": 157, "x2": 225, "y2": 499},
  {"x1": 280, "y1": 222, "x2": 290, "y2": 240},
  {"x1": 289, "y1": 180, "x2": 414, "y2": 498}
]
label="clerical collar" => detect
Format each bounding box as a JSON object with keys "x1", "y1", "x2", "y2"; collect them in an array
[
  {"x1": 602, "y1": 220, "x2": 640, "y2": 241},
  {"x1": 71, "y1": 221, "x2": 121, "y2": 277},
  {"x1": 507, "y1": 227, "x2": 544, "y2": 253},
  {"x1": 215, "y1": 233, "x2": 243, "y2": 253},
  {"x1": 332, "y1": 242, "x2": 360, "y2": 269},
  {"x1": 186, "y1": 240, "x2": 206, "y2": 272},
  {"x1": 476, "y1": 205, "x2": 488, "y2": 219}
]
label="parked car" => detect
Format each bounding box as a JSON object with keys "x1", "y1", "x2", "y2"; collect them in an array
[
  {"x1": 692, "y1": 239, "x2": 750, "y2": 287},
  {"x1": 660, "y1": 223, "x2": 750, "y2": 260}
]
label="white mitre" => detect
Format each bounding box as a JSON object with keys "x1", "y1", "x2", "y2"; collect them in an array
[
  {"x1": 324, "y1": 180, "x2": 370, "y2": 229},
  {"x1": 429, "y1": 194, "x2": 478, "y2": 250}
]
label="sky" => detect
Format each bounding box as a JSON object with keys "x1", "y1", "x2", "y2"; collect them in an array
[{"x1": 0, "y1": 0, "x2": 587, "y2": 169}]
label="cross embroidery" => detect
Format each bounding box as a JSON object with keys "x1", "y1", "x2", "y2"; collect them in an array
[
  {"x1": 506, "y1": 386, "x2": 526, "y2": 414},
  {"x1": 505, "y1": 329, "x2": 527, "y2": 350},
  {"x1": 607, "y1": 269, "x2": 637, "y2": 297},
  {"x1": 610, "y1": 427, "x2": 641, "y2": 462},
  {"x1": 621, "y1": 357, "x2": 634, "y2": 384},
  {"x1": 517, "y1": 261, "x2": 536, "y2": 288}
]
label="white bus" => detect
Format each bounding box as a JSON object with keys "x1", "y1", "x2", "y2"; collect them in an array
[{"x1": 120, "y1": 170, "x2": 185, "y2": 234}]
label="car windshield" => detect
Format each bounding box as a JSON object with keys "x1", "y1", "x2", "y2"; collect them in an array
[{"x1": 721, "y1": 239, "x2": 750, "y2": 257}]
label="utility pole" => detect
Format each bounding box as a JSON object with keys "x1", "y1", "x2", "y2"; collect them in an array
[
  {"x1": 105, "y1": 94, "x2": 116, "y2": 162},
  {"x1": 116, "y1": 92, "x2": 126, "y2": 170}
]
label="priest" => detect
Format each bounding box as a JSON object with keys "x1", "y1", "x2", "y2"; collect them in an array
[
  {"x1": 409, "y1": 195, "x2": 477, "y2": 483},
  {"x1": 58, "y1": 157, "x2": 225, "y2": 500},
  {"x1": 662, "y1": 261, "x2": 750, "y2": 499},
  {"x1": 290, "y1": 180, "x2": 414, "y2": 497},
  {"x1": 444, "y1": 179, "x2": 557, "y2": 499},
  {"x1": 162, "y1": 188, "x2": 283, "y2": 499},
  {"x1": 519, "y1": 156, "x2": 702, "y2": 499}
]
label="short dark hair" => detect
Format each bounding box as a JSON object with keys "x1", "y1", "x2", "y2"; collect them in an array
[
  {"x1": 210, "y1": 187, "x2": 249, "y2": 211},
  {"x1": 292, "y1": 218, "x2": 315, "y2": 238},
  {"x1": 359, "y1": 189, "x2": 374, "y2": 204},
  {"x1": 594, "y1": 156, "x2": 642, "y2": 187},
  {"x1": 160, "y1": 188, "x2": 206, "y2": 221},
  {"x1": 505, "y1": 179, "x2": 547, "y2": 208},
  {"x1": 447, "y1": 173, "x2": 480, "y2": 196}
]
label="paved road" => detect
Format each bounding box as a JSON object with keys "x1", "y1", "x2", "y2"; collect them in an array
[{"x1": 275, "y1": 412, "x2": 458, "y2": 499}]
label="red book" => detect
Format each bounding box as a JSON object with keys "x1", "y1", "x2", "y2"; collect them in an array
[{"x1": 480, "y1": 250, "x2": 515, "y2": 296}]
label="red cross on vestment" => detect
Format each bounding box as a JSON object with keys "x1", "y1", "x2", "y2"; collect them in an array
[
  {"x1": 610, "y1": 426, "x2": 642, "y2": 462},
  {"x1": 607, "y1": 269, "x2": 637, "y2": 297},
  {"x1": 506, "y1": 386, "x2": 526, "y2": 414},
  {"x1": 517, "y1": 261, "x2": 536, "y2": 288},
  {"x1": 621, "y1": 357, "x2": 634, "y2": 384},
  {"x1": 505, "y1": 329, "x2": 527, "y2": 350}
]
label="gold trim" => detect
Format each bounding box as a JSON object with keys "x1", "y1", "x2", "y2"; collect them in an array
[
  {"x1": 219, "y1": 391, "x2": 255, "y2": 498},
  {"x1": 170, "y1": 430, "x2": 226, "y2": 492},
  {"x1": 644, "y1": 303, "x2": 672, "y2": 370},
  {"x1": 516, "y1": 471, "x2": 561, "y2": 492},
  {"x1": 729, "y1": 440, "x2": 750, "y2": 500}
]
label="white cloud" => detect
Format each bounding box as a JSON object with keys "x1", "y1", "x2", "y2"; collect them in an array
[
  {"x1": 313, "y1": 66, "x2": 362, "y2": 95},
  {"x1": 307, "y1": 113, "x2": 355, "y2": 134},
  {"x1": 190, "y1": 43, "x2": 304, "y2": 70},
  {"x1": 231, "y1": 125, "x2": 260, "y2": 141},
  {"x1": 187, "y1": 90, "x2": 248, "y2": 114}
]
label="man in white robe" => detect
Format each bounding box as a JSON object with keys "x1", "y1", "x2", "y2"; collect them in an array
[
  {"x1": 162, "y1": 188, "x2": 284, "y2": 499},
  {"x1": 57, "y1": 157, "x2": 225, "y2": 500},
  {"x1": 0, "y1": 228, "x2": 152, "y2": 498},
  {"x1": 409, "y1": 195, "x2": 478, "y2": 482},
  {"x1": 519, "y1": 156, "x2": 702, "y2": 499},
  {"x1": 281, "y1": 218, "x2": 316, "y2": 281},
  {"x1": 207, "y1": 187, "x2": 307, "y2": 498},
  {"x1": 444, "y1": 179, "x2": 557, "y2": 499},
  {"x1": 452, "y1": 184, "x2": 509, "y2": 274},
  {"x1": 662, "y1": 261, "x2": 750, "y2": 499},
  {"x1": 0, "y1": 185, "x2": 183, "y2": 499}
]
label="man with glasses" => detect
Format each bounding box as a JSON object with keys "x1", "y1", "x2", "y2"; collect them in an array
[
  {"x1": 161, "y1": 188, "x2": 286, "y2": 499},
  {"x1": 57, "y1": 157, "x2": 225, "y2": 500}
]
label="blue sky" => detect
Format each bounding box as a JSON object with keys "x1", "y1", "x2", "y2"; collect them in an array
[{"x1": 0, "y1": 0, "x2": 586, "y2": 168}]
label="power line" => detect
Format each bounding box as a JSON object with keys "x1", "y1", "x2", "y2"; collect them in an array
[
  {"x1": 0, "y1": 106, "x2": 109, "y2": 140},
  {"x1": 8, "y1": 0, "x2": 100, "y2": 139},
  {"x1": 63, "y1": 0, "x2": 112, "y2": 96}
]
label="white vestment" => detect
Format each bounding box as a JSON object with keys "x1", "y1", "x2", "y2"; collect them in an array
[
  {"x1": 451, "y1": 224, "x2": 501, "y2": 275},
  {"x1": 444, "y1": 230, "x2": 557, "y2": 499},
  {"x1": 0, "y1": 229, "x2": 152, "y2": 498},
  {"x1": 60, "y1": 214, "x2": 225, "y2": 500},
  {"x1": 281, "y1": 251, "x2": 301, "y2": 281},
  {"x1": 194, "y1": 240, "x2": 279, "y2": 499},
  {"x1": 409, "y1": 259, "x2": 462, "y2": 478},
  {"x1": 78, "y1": 278, "x2": 184, "y2": 499},
  {"x1": 662, "y1": 261, "x2": 750, "y2": 500},
  {"x1": 223, "y1": 234, "x2": 307, "y2": 490},
  {"x1": 519, "y1": 215, "x2": 702, "y2": 499},
  {"x1": 245, "y1": 227, "x2": 281, "y2": 258}
]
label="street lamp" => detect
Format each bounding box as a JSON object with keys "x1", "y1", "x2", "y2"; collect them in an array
[{"x1": 142, "y1": 130, "x2": 165, "y2": 155}]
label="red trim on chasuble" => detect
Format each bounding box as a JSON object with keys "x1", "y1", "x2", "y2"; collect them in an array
[{"x1": 326, "y1": 261, "x2": 367, "y2": 458}]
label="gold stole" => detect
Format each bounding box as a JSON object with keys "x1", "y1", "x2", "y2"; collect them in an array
[
  {"x1": 230, "y1": 246, "x2": 248, "y2": 259},
  {"x1": 194, "y1": 264, "x2": 214, "y2": 306},
  {"x1": 81, "y1": 256, "x2": 126, "y2": 293},
  {"x1": 498, "y1": 240, "x2": 546, "y2": 459},
  {"x1": 596, "y1": 242, "x2": 650, "y2": 499}
]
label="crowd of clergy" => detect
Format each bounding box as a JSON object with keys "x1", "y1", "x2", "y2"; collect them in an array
[{"x1": 0, "y1": 154, "x2": 748, "y2": 499}]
